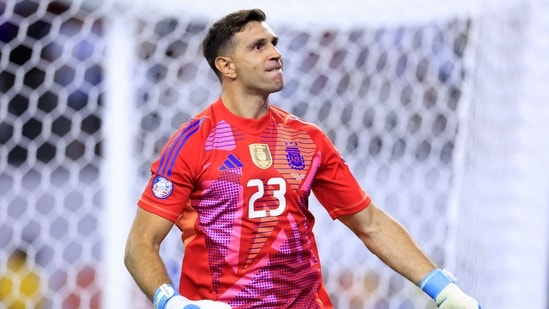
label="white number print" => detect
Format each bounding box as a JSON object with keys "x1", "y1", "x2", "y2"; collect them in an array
[{"x1": 247, "y1": 177, "x2": 287, "y2": 219}]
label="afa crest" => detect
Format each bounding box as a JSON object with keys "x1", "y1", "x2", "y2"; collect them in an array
[{"x1": 285, "y1": 142, "x2": 305, "y2": 170}]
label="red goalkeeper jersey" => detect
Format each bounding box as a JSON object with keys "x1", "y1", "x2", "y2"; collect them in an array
[{"x1": 138, "y1": 98, "x2": 371, "y2": 309}]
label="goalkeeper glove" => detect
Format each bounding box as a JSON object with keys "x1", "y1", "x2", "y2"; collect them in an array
[
  {"x1": 153, "y1": 283, "x2": 231, "y2": 309},
  {"x1": 419, "y1": 269, "x2": 481, "y2": 309}
]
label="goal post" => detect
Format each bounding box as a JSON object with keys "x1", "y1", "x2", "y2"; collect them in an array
[
  {"x1": 1, "y1": 0, "x2": 548, "y2": 308},
  {"x1": 100, "y1": 12, "x2": 138, "y2": 309}
]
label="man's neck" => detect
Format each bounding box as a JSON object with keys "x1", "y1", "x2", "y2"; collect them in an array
[{"x1": 220, "y1": 90, "x2": 270, "y2": 119}]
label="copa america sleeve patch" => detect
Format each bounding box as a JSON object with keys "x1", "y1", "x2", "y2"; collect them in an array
[{"x1": 151, "y1": 176, "x2": 173, "y2": 199}]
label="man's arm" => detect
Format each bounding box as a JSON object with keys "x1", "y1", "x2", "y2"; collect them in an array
[
  {"x1": 125, "y1": 208, "x2": 232, "y2": 309},
  {"x1": 338, "y1": 201, "x2": 480, "y2": 308},
  {"x1": 124, "y1": 207, "x2": 174, "y2": 300},
  {"x1": 338, "y1": 201, "x2": 435, "y2": 284}
]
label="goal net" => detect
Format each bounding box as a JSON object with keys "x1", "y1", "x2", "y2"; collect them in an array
[{"x1": 1, "y1": 0, "x2": 548, "y2": 308}]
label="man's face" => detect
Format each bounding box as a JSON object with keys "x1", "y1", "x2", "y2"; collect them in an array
[{"x1": 229, "y1": 21, "x2": 284, "y2": 95}]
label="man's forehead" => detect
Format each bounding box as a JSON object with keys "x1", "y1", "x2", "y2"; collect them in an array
[{"x1": 237, "y1": 21, "x2": 277, "y2": 39}]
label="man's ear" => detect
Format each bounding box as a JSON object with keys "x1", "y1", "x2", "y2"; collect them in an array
[{"x1": 215, "y1": 56, "x2": 236, "y2": 79}]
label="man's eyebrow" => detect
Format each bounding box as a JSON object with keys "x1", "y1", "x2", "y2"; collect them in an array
[
  {"x1": 247, "y1": 34, "x2": 278, "y2": 48},
  {"x1": 247, "y1": 37, "x2": 267, "y2": 48}
]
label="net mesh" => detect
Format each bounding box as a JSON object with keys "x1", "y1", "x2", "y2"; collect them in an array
[
  {"x1": 1, "y1": 1, "x2": 103, "y2": 308},
  {"x1": 1, "y1": 0, "x2": 547, "y2": 308}
]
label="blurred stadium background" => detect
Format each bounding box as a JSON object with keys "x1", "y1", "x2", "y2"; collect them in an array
[{"x1": 1, "y1": 0, "x2": 548, "y2": 308}]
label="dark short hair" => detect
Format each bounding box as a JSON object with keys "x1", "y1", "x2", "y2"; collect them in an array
[{"x1": 202, "y1": 8, "x2": 267, "y2": 79}]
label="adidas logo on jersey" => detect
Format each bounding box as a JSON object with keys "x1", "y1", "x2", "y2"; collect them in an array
[{"x1": 219, "y1": 153, "x2": 243, "y2": 171}]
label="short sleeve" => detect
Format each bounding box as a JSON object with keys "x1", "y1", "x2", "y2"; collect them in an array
[
  {"x1": 137, "y1": 120, "x2": 202, "y2": 222},
  {"x1": 312, "y1": 134, "x2": 371, "y2": 219}
]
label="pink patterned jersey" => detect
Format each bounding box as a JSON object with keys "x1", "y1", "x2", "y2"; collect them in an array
[{"x1": 138, "y1": 98, "x2": 371, "y2": 308}]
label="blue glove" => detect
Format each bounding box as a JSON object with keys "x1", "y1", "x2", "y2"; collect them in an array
[
  {"x1": 419, "y1": 269, "x2": 481, "y2": 309},
  {"x1": 153, "y1": 283, "x2": 231, "y2": 309}
]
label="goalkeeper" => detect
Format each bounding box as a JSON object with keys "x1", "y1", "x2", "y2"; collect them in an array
[{"x1": 124, "y1": 8, "x2": 481, "y2": 309}]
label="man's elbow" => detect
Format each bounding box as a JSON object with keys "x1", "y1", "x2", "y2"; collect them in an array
[
  {"x1": 123, "y1": 237, "x2": 138, "y2": 273},
  {"x1": 340, "y1": 202, "x2": 381, "y2": 237}
]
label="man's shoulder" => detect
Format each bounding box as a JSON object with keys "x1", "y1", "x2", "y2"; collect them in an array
[
  {"x1": 166, "y1": 103, "x2": 216, "y2": 145},
  {"x1": 182, "y1": 102, "x2": 217, "y2": 129},
  {"x1": 270, "y1": 105, "x2": 322, "y2": 132}
]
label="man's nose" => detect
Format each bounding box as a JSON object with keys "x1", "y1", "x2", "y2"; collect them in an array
[{"x1": 269, "y1": 45, "x2": 282, "y2": 60}]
